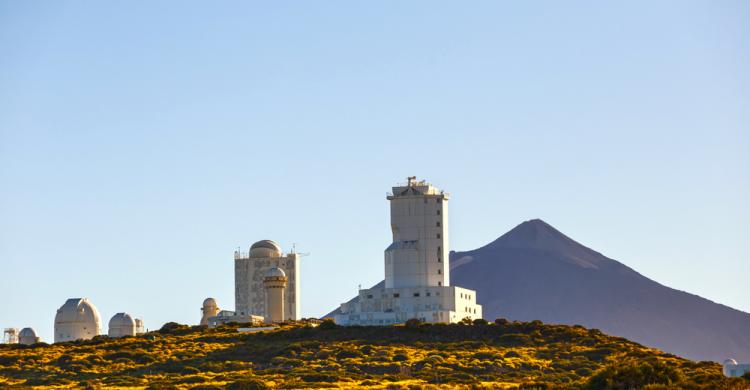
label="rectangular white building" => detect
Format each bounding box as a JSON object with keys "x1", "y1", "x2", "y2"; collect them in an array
[
  {"x1": 235, "y1": 240, "x2": 301, "y2": 321},
  {"x1": 335, "y1": 177, "x2": 482, "y2": 325}
]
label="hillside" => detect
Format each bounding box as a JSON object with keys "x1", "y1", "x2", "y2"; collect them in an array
[
  {"x1": 330, "y1": 219, "x2": 750, "y2": 362},
  {"x1": 0, "y1": 320, "x2": 746, "y2": 389}
]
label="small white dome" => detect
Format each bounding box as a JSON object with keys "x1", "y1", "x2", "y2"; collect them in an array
[
  {"x1": 108, "y1": 313, "x2": 136, "y2": 338},
  {"x1": 724, "y1": 358, "x2": 738, "y2": 366},
  {"x1": 203, "y1": 298, "x2": 217, "y2": 307},
  {"x1": 18, "y1": 328, "x2": 39, "y2": 345},
  {"x1": 265, "y1": 266, "x2": 286, "y2": 278},
  {"x1": 250, "y1": 240, "x2": 282, "y2": 258}
]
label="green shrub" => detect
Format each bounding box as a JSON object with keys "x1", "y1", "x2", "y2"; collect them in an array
[
  {"x1": 300, "y1": 373, "x2": 337, "y2": 382},
  {"x1": 336, "y1": 349, "x2": 363, "y2": 359},
  {"x1": 405, "y1": 318, "x2": 423, "y2": 329},
  {"x1": 319, "y1": 319, "x2": 337, "y2": 330},
  {"x1": 586, "y1": 360, "x2": 684, "y2": 389},
  {"x1": 227, "y1": 378, "x2": 270, "y2": 390}
]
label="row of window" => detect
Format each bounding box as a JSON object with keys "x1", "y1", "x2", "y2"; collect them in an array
[
  {"x1": 366, "y1": 291, "x2": 443, "y2": 299},
  {"x1": 460, "y1": 292, "x2": 473, "y2": 300}
]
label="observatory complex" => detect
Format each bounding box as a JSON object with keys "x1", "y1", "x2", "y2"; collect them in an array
[{"x1": 334, "y1": 177, "x2": 482, "y2": 325}]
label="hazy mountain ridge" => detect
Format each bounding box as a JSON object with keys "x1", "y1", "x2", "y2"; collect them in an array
[{"x1": 328, "y1": 219, "x2": 750, "y2": 362}]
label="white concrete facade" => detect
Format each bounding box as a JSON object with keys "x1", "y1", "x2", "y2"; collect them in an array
[
  {"x1": 723, "y1": 359, "x2": 750, "y2": 377},
  {"x1": 234, "y1": 240, "x2": 300, "y2": 321},
  {"x1": 335, "y1": 177, "x2": 482, "y2": 326},
  {"x1": 54, "y1": 298, "x2": 101, "y2": 343}
]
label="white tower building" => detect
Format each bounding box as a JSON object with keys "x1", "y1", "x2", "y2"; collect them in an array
[
  {"x1": 108, "y1": 313, "x2": 136, "y2": 338},
  {"x1": 200, "y1": 298, "x2": 220, "y2": 326},
  {"x1": 263, "y1": 267, "x2": 287, "y2": 324},
  {"x1": 18, "y1": 328, "x2": 40, "y2": 345},
  {"x1": 335, "y1": 177, "x2": 482, "y2": 325},
  {"x1": 235, "y1": 240, "x2": 300, "y2": 321},
  {"x1": 54, "y1": 298, "x2": 102, "y2": 343}
]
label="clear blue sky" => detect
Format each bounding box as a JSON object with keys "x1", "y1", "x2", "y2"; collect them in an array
[{"x1": 1, "y1": 1, "x2": 748, "y2": 342}]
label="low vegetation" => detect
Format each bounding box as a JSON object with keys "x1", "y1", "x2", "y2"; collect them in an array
[{"x1": 0, "y1": 319, "x2": 747, "y2": 389}]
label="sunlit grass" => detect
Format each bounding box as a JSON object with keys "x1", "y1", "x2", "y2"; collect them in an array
[{"x1": 0, "y1": 319, "x2": 746, "y2": 389}]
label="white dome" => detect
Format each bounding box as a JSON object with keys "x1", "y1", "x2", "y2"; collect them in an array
[
  {"x1": 18, "y1": 328, "x2": 39, "y2": 345},
  {"x1": 54, "y1": 298, "x2": 102, "y2": 343},
  {"x1": 250, "y1": 240, "x2": 282, "y2": 258},
  {"x1": 108, "y1": 313, "x2": 136, "y2": 338},
  {"x1": 203, "y1": 298, "x2": 217, "y2": 307},
  {"x1": 265, "y1": 266, "x2": 286, "y2": 279}
]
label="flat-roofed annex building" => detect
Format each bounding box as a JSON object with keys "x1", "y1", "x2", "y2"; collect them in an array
[
  {"x1": 234, "y1": 240, "x2": 300, "y2": 321},
  {"x1": 335, "y1": 177, "x2": 482, "y2": 325}
]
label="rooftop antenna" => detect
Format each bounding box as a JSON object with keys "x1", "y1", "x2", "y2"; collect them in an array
[{"x1": 290, "y1": 243, "x2": 310, "y2": 257}]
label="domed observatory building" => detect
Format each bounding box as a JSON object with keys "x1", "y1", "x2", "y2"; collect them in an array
[
  {"x1": 18, "y1": 328, "x2": 40, "y2": 345},
  {"x1": 335, "y1": 177, "x2": 482, "y2": 325},
  {"x1": 200, "y1": 298, "x2": 220, "y2": 325},
  {"x1": 108, "y1": 313, "x2": 136, "y2": 338},
  {"x1": 263, "y1": 267, "x2": 288, "y2": 324},
  {"x1": 54, "y1": 298, "x2": 102, "y2": 343},
  {"x1": 234, "y1": 240, "x2": 300, "y2": 321}
]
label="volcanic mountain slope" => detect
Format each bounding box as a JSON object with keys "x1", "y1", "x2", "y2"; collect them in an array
[{"x1": 329, "y1": 219, "x2": 750, "y2": 362}]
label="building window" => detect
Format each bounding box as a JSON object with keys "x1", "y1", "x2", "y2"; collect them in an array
[
  {"x1": 438, "y1": 281, "x2": 441, "y2": 286},
  {"x1": 413, "y1": 293, "x2": 420, "y2": 297},
  {"x1": 436, "y1": 221, "x2": 440, "y2": 227},
  {"x1": 437, "y1": 198, "x2": 441, "y2": 203},
  {"x1": 367, "y1": 294, "x2": 373, "y2": 299},
  {"x1": 436, "y1": 233, "x2": 441, "y2": 238},
  {"x1": 437, "y1": 209, "x2": 440, "y2": 215},
  {"x1": 437, "y1": 257, "x2": 441, "y2": 262},
  {"x1": 426, "y1": 292, "x2": 431, "y2": 296},
  {"x1": 438, "y1": 269, "x2": 441, "y2": 274},
  {"x1": 393, "y1": 293, "x2": 400, "y2": 298}
]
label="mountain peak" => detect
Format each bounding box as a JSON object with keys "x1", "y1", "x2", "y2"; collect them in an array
[{"x1": 478, "y1": 219, "x2": 615, "y2": 270}]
